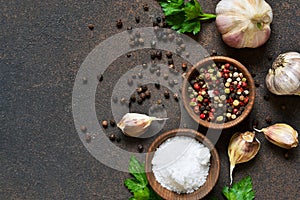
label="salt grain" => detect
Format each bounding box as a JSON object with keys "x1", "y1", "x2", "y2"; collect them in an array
[{"x1": 152, "y1": 136, "x2": 211, "y2": 194}]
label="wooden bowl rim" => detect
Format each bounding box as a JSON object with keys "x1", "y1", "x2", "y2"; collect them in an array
[
  {"x1": 145, "y1": 128, "x2": 220, "y2": 200},
  {"x1": 182, "y1": 56, "x2": 255, "y2": 129}
]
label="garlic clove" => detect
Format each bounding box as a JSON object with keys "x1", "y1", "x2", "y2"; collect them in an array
[
  {"x1": 265, "y1": 52, "x2": 300, "y2": 96},
  {"x1": 216, "y1": 0, "x2": 273, "y2": 48},
  {"x1": 117, "y1": 113, "x2": 168, "y2": 137},
  {"x1": 254, "y1": 123, "x2": 298, "y2": 149},
  {"x1": 228, "y1": 131, "x2": 260, "y2": 184}
]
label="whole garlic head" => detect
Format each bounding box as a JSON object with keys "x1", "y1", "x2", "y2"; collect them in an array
[
  {"x1": 216, "y1": 0, "x2": 273, "y2": 48},
  {"x1": 266, "y1": 52, "x2": 300, "y2": 96}
]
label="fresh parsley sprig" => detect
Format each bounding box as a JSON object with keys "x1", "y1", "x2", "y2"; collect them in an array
[
  {"x1": 222, "y1": 176, "x2": 255, "y2": 200},
  {"x1": 124, "y1": 156, "x2": 162, "y2": 200},
  {"x1": 159, "y1": 0, "x2": 216, "y2": 34}
]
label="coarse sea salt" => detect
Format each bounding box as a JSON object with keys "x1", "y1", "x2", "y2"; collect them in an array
[{"x1": 152, "y1": 136, "x2": 211, "y2": 194}]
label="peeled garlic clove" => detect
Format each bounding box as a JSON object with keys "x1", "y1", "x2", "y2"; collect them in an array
[
  {"x1": 228, "y1": 131, "x2": 260, "y2": 184},
  {"x1": 254, "y1": 123, "x2": 298, "y2": 149},
  {"x1": 216, "y1": 0, "x2": 273, "y2": 48},
  {"x1": 265, "y1": 52, "x2": 300, "y2": 96},
  {"x1": 117, "y1": 113, "x2": 167, "y2": 137}
]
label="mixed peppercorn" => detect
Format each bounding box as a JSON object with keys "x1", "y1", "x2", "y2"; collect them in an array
[{"x1": 188, "y1": 62, "x2": 250, "y2": 123}]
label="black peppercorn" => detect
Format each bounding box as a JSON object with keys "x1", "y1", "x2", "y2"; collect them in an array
[
  {"x1": 156, "y1": 16, "x2": 161, "y2": 23},
  {"x1": 164, "y1": 90, "x2": 170, "y2": 99},
  {"x1": 97, "y1": 74, "x2": 103, "y2": 82},
  {"x1": 116, "y1": 19, "x2": 123, "y2": 29},
  {"x1": 156, "y1": 50, "x2": 162, "y2": 60},
  {"x1": 130, "y1": 94, "x2": 136, "y2": 102},
  {"x1": 166, "y1": 51, "x2": 173, "y2": 58},
  {"x1": 145, "y1": 90, "x2": 151, "y2": 98},
  {"x1": 150, "y1": 51, "x2": 156, "y2": 60},
  {"x1": 167, "y1": 58, "x2": 174, "y2": 65},
  {"x1": 109, "y1": 120, "x2": 116, "y2": 127},
  {"x1": 80, "y1": 125, "x2": 87, "y2": 133},
  {"x1": 137, "y1": 144, "x2": 144, "y2": 152},
  {"x1": 173, "y1": 93, "x2": 179, "y2": 101},
  {"x1": 135, "y1": 16, "x2": 140, "y2": 23},
  {"x1": 109, "y1": 134, "x2": 116, "y2": 141},
  {"x1": 155, "y1": 82, "x2": 160, "y2": 89},
  {"x1": 88, "y1": 24, "x2": 94, "y2": 31},
  {"x1": 143, "y1": 4, "x2": 149, "y2": 11}
]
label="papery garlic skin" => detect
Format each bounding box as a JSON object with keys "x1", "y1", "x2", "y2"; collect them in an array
[
  {"x1": 266, "y1": 52, "x2": 300, "y2": 96},
  {"x1": 216, "y1": 0, "x2": 273, "y2": 48},
  {"x1": 228, "y1": 131, "x2": 260, "y2": 184},
  {"x1": 117, "y1": 113, "x2": 167, "y2": 137},
  {"x1": 254, "y1": 123, "x2": 298, "y2": 149}
]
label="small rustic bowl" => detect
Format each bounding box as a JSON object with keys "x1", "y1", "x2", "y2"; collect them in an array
[
  {"x1": 182, "y1": 56, "x2": 255, "y2": 129},
  {"x1": 145, "y1": 129, "x2": 220, "y2": 200}
]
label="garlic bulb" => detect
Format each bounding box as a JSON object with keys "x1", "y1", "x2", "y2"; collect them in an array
[
  {"x1": 254, "y1": 123, "x2": 298, "y2": 149},
  {"x1": 265, "y1": 52, "x2": 300, "y2": 96},
  {"x1": 228, "y1": 131, "x2": 260, "y2": 184},
  {"x1": 117, "y1": 113, "x2": 167, "y2": 137},
  {"x1": 216, "y1": 0, "x2": 273, "y2": 48}
]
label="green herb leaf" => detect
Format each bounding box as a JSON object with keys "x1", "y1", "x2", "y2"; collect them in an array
[
  {"x1": 159, "y1": 0, "x2": 216, "y2": 34},
  {"x1": 124, "y1": 156, "x2": 163, "y2": 200},
  {"x1": 222, "y1": 176, "x2": 255, "y2": 200},
  {"x1": 124, "y1": 178, "x2": 146, "y2": 193},
  {"x1": 128, "y1": 156, "x2": 148, "y2": 187}
]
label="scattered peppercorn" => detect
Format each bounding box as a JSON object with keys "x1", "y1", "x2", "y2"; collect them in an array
[
  {"x1": 150, "y1": 51, "x2": 156, "y2": 60},
  {"x1": 102, "y1": 120, "x2": 108, "y2": 128},
  {"x1": 145, "y1": 90, "x2": 151, "y2": 98},
  {"x1": 80, "y1": 125, "x2": 87, "y2": 132},
  {"x1": 135, "y1": 16, "x2": 140, "y2": 23},
  {"x1": 88, "y1": 24, "x2": 94, "y2": 31},
  {"x1": 127, "y1": 78, "x2": 133, "y2": 86},
  {"x1": 173, "y1": 93, "x2": 179, "y2": 101},
  {"x1": 136, "y1": 87, "x2": 143, "y2": 93},
  {"x1": 127, "y1": 26, "x2": 132, "y2": 31},
  {"x1": 156, "y1": 99, "x2": 162, "y2": 105},
  {"x1": 137, "y1": 98, "x2": 143, "y2": 105},
  {"x1": 137, "y1": 144, "x2": 144, "y2": 152},
  {"x1": 182, "y1": 63, "x2": 187, "y2": 71},
  {"x1": 139, "y1": 93, "x2": 146, "y2": 99},
  {"x1": 109, "y1": 133, "x2": 116, "y2": 141},
  {"x1": 211, "y1": 49, "x2": 217, "y2": 56},
  {"x1": 116, "y1": 19, "x2": 123, "y2": 29},
  {"x1": 166, "y1": 51, "x2": 173, "y2": 58},
  {"x1": 143, "y1": 4, "x2": 149, "y2": 11},
  {"x1": 130, "y1": 94, "x2": 136, "y2": 102},
  {"x1": 155, "y1": 82, "x2": 160, "y2": 89},
  {"x1": 254, "y1": 80, "x2": 260, "y2": 87},
  {"x1": 109, "y1": 120, "x2": 116, "y2": 127},
  {"x1": 97, "y1": 74, "x2": 103, "y2": 82},
  {"x1": 156, "y1": 50, "x2": 162, "y2": 60},
  {"x1": 164, "y1": 90, "x2": 170, "y2": 99}
]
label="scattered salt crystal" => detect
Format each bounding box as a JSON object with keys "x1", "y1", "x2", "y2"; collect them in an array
[{"x1": 152, "y1": 136, "x2": 211, "y2": 194}]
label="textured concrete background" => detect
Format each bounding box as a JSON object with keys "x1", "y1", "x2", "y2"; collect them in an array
[{"x1": 1, "y1": 0, "x2": 299, "y2": 199}]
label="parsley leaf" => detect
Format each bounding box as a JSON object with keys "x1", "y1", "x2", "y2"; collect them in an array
[
  {"x1": 222, "y1": 176, "x2": 255, "y2": 200},
  {"x1": 159, "y1": 0, "x2": 216, "y2": 34},
  {"x1": 124, "y1": 156, "x2": 162, "y2": 200}
]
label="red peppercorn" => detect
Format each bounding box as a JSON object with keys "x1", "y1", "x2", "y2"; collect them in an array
[
  {"x1": 225, "y1": 63, "x2": 230, "y2": 68},
  {"x1": 239, "y1": 102, "x2": 245, "y2": 106},
  {"x1": 233, "y1": 108, "x2": 238, "y2": 114},
  {"x1": 244, "y1": 97, "x2": 249, "y2": 104},
  {"x1": 242, "y1": 82, "x2": 247, "y2": 88},
  {"x1": 191, "y1": 98, "x2": 197, "y2": 102},
  {"x1": 204, "y1": 98, "x2": 209, "y2": 103},
  {"x1": 213, "y1": 90, "x2": 219, "y2": 95},
  {"x1": 224, "y1": 73, "x2": 229, "y2": 79},
  {"x1": 223, "y1": 69, "x2": 230, "y2": 73},
  {"x1": 194, "y1": 83, "x2": 200, "y2": 91},
  {"x1": 211, "y1": 108, "x2": 216, "y2": 113},
  {"x1": 200, "y1": 113, "x2": 206, "y2": 119},
  {"x1": 194, "y1": 106, "x2": 200, "y2": 113}
]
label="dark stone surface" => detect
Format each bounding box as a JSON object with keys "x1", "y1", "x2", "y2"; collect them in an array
[{"x1": 1, "y1": 0, "x2": 299, "y2": 199}]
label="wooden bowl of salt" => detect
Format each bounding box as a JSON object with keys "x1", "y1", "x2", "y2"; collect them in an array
[{"x1": 146, "y1": 129, "x2": 220, "y2": 200}]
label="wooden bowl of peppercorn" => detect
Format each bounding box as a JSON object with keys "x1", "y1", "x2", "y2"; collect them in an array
[{"x1": 182, "y1": 56, "x2": 255, "y2": 129}]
